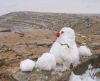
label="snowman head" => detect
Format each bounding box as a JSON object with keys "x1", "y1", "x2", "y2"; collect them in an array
[{"x1": 56, "y1": 27, "x2": 75, "y2": 45}]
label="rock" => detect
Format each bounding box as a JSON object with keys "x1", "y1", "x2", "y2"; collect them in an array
[
  {"x1": 7, "y1": 67, "x2": 20, "y2": 74},
  {"x1": 0, "y1": 57, "x2": 5, "y2": 66},
  {"x1": 11, "y1": 69, "x2": 71, "y2": 81},
  {"x1": 96, "y1": 72, "x2": 100, "y2": 78},
  {"x1": 11, "y1": 54, "x2": 100, "y2": 81},
  {"x1": 0, "y1": 72, "x2": 11, "y2": 81},
  {"x1": 36, "y1": 39, "x2": 54, "y2": 47},
  {"x1": 73, "y1": 54, "x2": 100, "y2": 75},
  {"x1": 13, "y1": 45, "x2": 30, "y2": 54},
  {"x1": 91, "y1": 43, "x2": 100, "y2": 50},
  {"x1": 0, "y1": 28, "x2": 11, "y2": 32},
  {"x1": 13, "y1": 42, "x2": 50, "y2": 59},
  {"x1": 12, "y1": 45, "x2": 35, "y2": 59},
  {"x1": 26, "y1": 39, "x2": 54, "y2": 47},
  {"x1": 15, "y1": 32, "x2": 25, "y2": 37},
  {"x1": 91, "y1": 35, "x2": 100, "y2": 39},
  {"x1": 0, "y1": 44, "x2": 11, "y2": 52},
  {"x1": 76, "y1": 35, "x2": 87, "y2": 45},
  {"x1": 95, "y1": 31, "x2": 100, "y2": 35}
]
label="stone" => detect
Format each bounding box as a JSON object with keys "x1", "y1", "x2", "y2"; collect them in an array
[
  {"x1": 36, "y1": 40, "x2": 53, "y2": 47},
  {"x1": 73, "y1": 54, "x2": 100, "y2": 75},
  {"x1": 91, "y1": 35, "x2": 100, "y2": 39},
  {"x1": 0, "y1": 28, "x2": 11, "y2": 32},
  {"x1": 26, "y1": 39, "x2": 54, "y2": 47},
  {"x1": 0, "y1": 57, "x2": 5, "y2": 66},
  {"x1": 7, "y1": 67, "x2": 20, "y2": 74},
  {"x1": 96, "y1": 72, "x2": 100, "y2": 79},
  {"x1": 0, "y1": 44, "x2": 11, "y2": 52},
  {"x1": 11, "y1": 69, "x2": 71, "y2": 81},
  {"x1": 91, "y1": 43, "x2": 100, "y2": 50},
  {"x1": 95, "y1": 31, "x2": 100, "y2": 35},
  {"x1": 13, "y1": 45, "x2": 30, "y2": 54}
]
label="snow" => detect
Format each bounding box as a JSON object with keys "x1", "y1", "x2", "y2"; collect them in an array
[
  {"x1": 20, "y1": 59, "x2": 35, "y2": 71},
  {"x1": 53, "y1": 64, "x2": 67, "y2": 72},
  {"x1": 69, "y1": 72, "x2": 82, "y2": 81},
  {"x1": 78, "y1": 46, "x2": 92, "y2": 57},
  {"x1": 69, "y1": 64, "x2": 100, "y2": 81},
  {"x1": 35, "y1": 53, "x2": 56, "y2": 70},
  {"x1": 50, "y1": 41, "x2": 63, "y2": 64},
  {"x1": 50, "y1": 27, "x2": 79, "y2": 69}
]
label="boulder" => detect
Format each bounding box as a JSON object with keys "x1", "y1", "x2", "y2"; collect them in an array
[
  {"x1": 26, "y1": 39, "x2": 54, "y2": 47},
  {"x1": 0, "y1": 28, "x2": 11, "y2": 32}
]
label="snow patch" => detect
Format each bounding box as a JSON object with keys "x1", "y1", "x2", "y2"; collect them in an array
[{"x1": 69, "y1": 64, "x2": 100, "y2": 81}]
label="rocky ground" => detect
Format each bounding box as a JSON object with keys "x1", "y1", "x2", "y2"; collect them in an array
[
  {"x1": 0, "y1": 29, "x2": 99, "y2": 81},
  {"x1": 0, "y1": 11, "x2": 100, "y2": 34},
  {"x1": 0, "y1": 29, "x2": 56, "y2": 80},
  {"x1": 0, "y1": 12, "x2": 100, "y2": 81}
]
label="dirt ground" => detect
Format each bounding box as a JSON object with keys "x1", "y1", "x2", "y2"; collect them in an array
[{"x1": 0, "y1": 29, "x2": 100, "y2": 81}]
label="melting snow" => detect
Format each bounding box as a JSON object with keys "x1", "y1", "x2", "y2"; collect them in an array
[{"x1": 69, "y1": 64, "x2": 100, "y2": 81}]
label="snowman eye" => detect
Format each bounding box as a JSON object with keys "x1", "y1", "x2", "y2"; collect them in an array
[{"x1": 61, "y1": 31, "x2": 64, "y2": 34}]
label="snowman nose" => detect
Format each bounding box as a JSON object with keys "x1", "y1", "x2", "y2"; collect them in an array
[{"x1": 56, "y1": 32, "x2": 60, "y2": 37}]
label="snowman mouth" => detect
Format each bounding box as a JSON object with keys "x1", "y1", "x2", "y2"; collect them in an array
[{"x1": 59, "y1": 43, "x2": 70, "y2": 48}]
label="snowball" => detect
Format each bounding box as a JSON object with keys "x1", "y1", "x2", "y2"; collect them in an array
[
  {"x1": 20, "y1": 59, "x2": 35, "y2": 71},
  {"x1": 36, "y1": 53, "x2": 56, "y2": 70},
  {"x1": 78, "y1": 46, "x2": 92, "y2": 56}
]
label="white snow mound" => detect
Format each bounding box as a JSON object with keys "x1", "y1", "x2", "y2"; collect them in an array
[
  {"x1": 36, "y1": 53, "x2": 56, "y2": 70},
  {"x1": 78, "y1": 46, "x2": 92, "y2": 56},
  {"x1": 20, "y1": 59, "x2": 35, "y2": 71}
]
